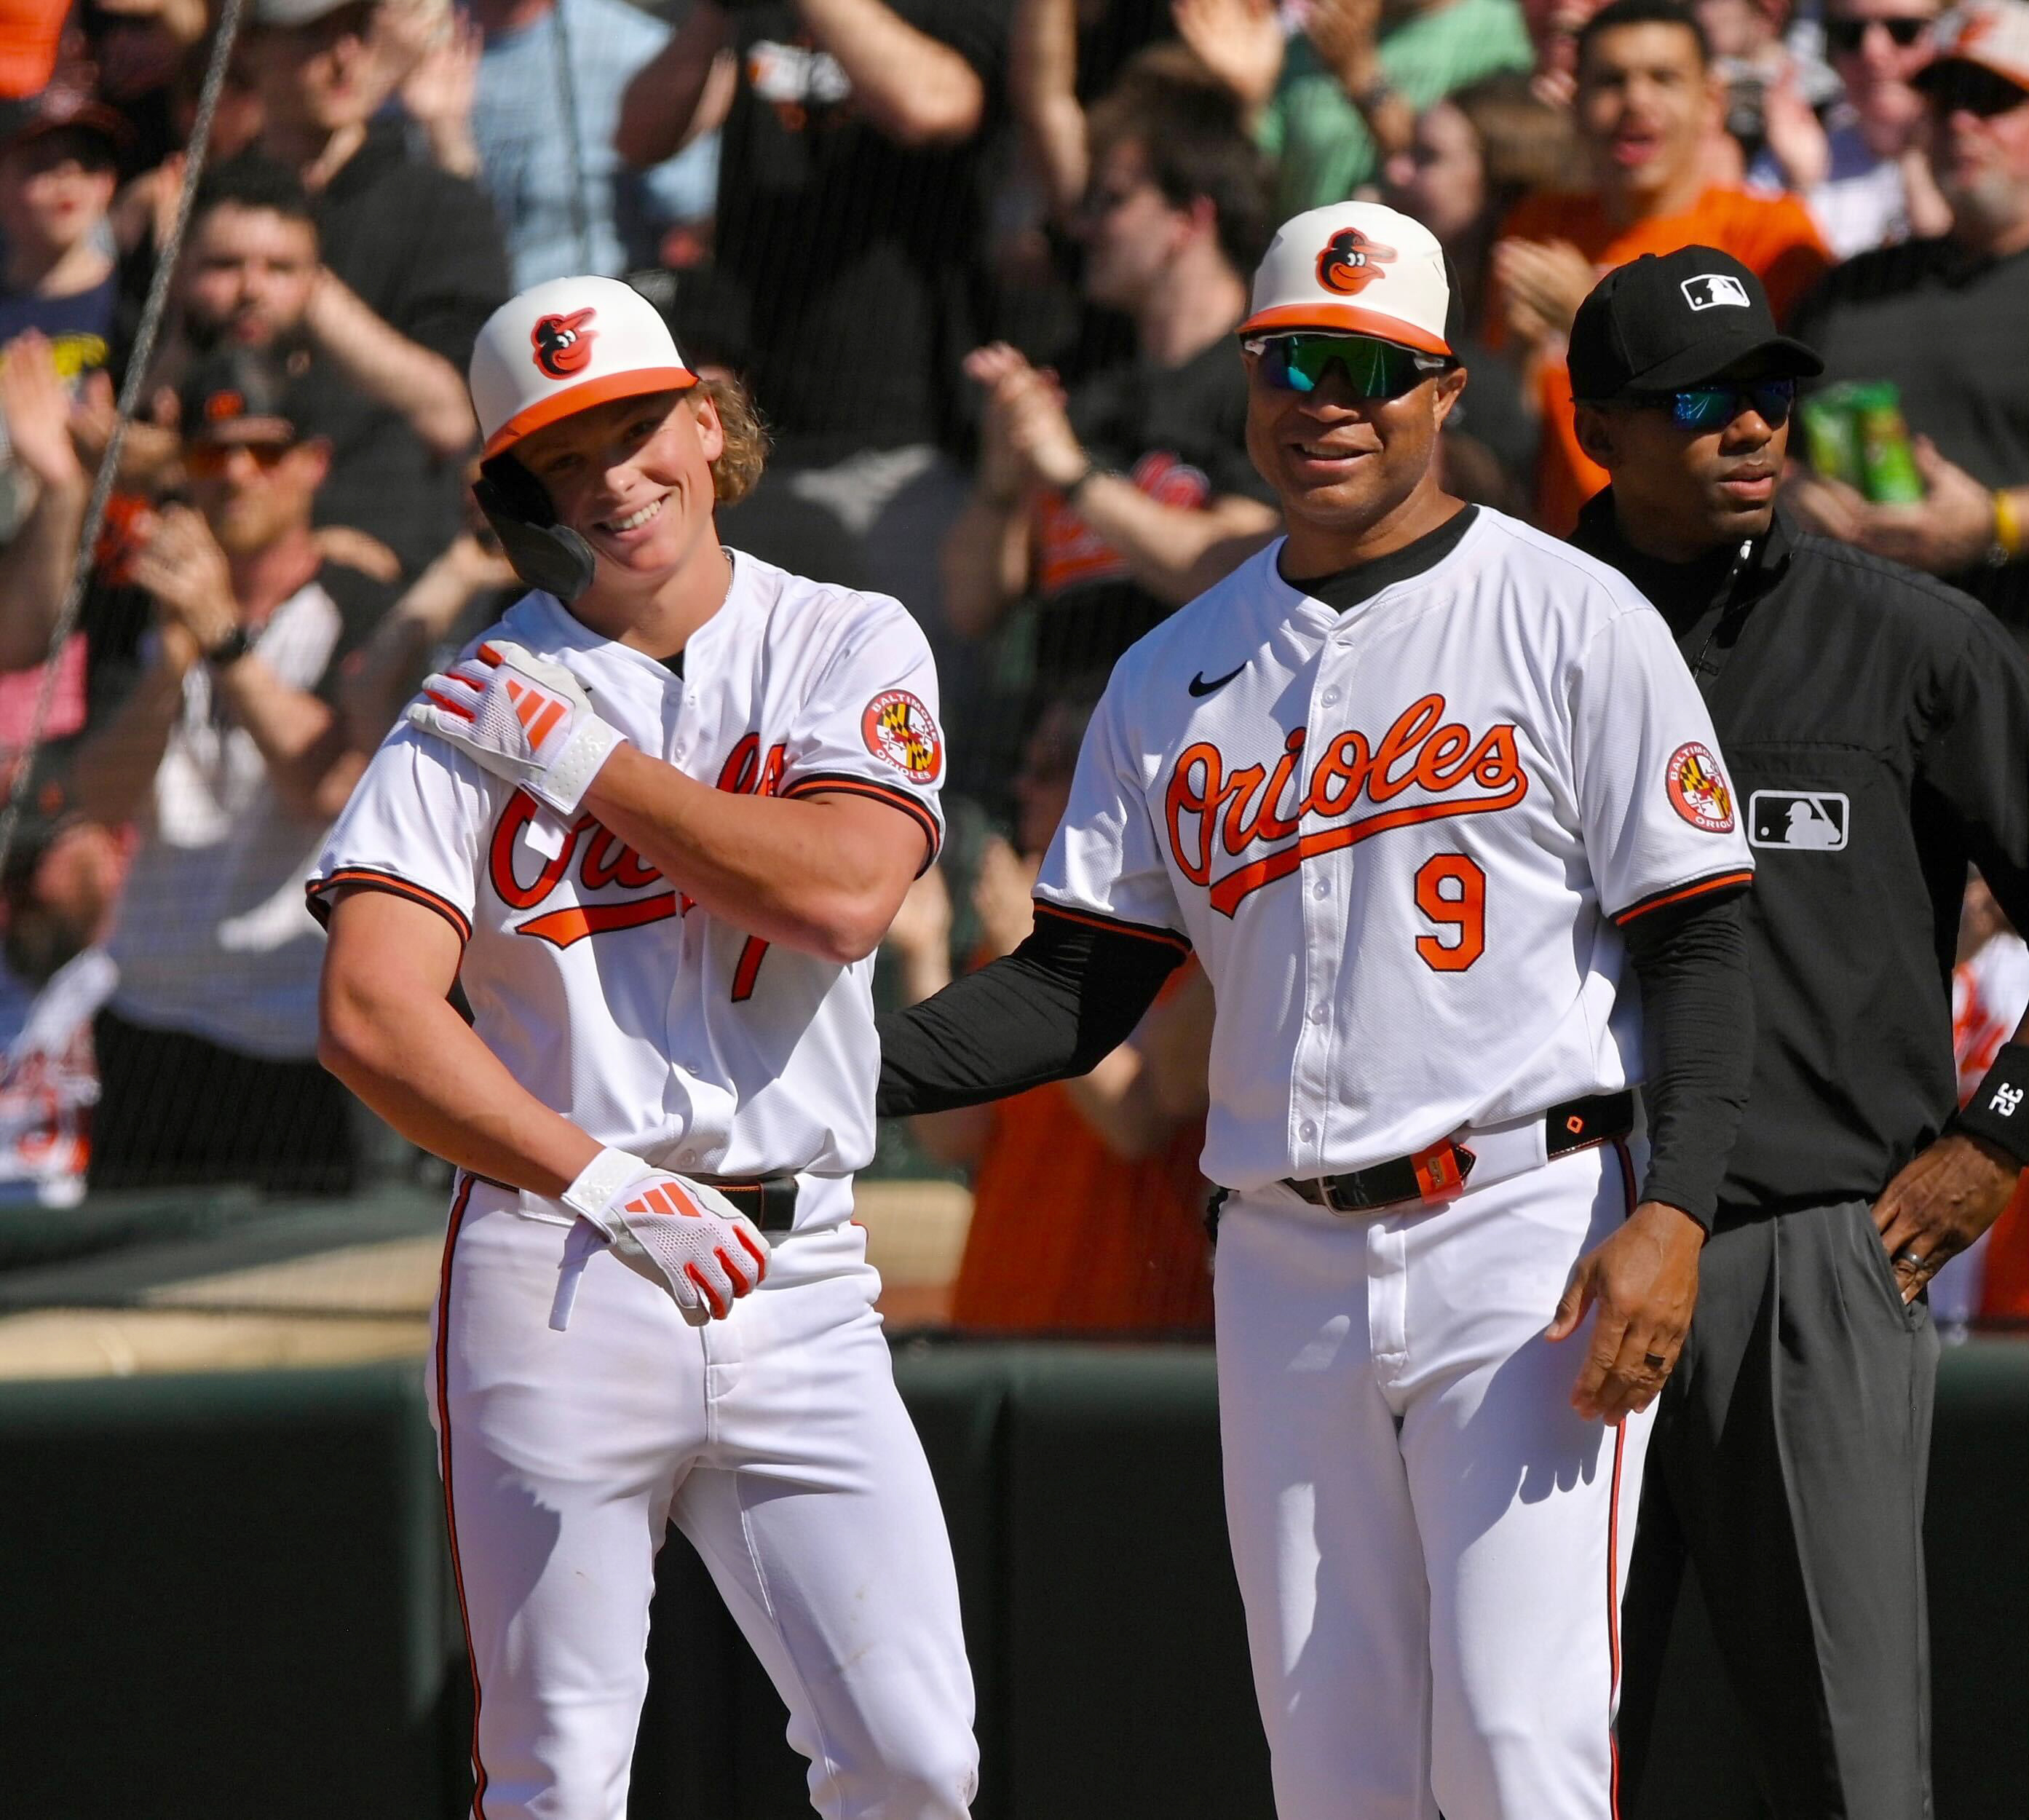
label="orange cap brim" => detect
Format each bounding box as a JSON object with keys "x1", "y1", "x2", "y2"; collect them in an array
[
  {"x1": 482, "y1": 365, "x2": 700, "y2": 459},
  {"x1": 1237, "y1": 303, "x2": 1452, "y2": 357}
]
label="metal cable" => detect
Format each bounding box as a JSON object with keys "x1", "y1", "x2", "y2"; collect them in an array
[
  {"x1": 552, "y1": 0, "x2": 596, "y2": 274},
  {"x1": 0, "y1": 0, "x2": 250, "y2": 885}
]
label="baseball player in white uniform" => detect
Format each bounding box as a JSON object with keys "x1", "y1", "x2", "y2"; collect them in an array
[
  {"x1": 310, "y1": 277, "x2": 976, "y2": 1820},
  {"x1": 877, "y1": 204, "x2": 1758, "y2": 1819}
]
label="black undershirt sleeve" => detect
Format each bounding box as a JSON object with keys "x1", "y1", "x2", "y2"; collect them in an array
[
  {"x1": 876, "y1": 909, "x2": 1185, "y2": 1117},
  {"x1": 1623, "y1": 887, "x2": 1755, "y2": 1230}
]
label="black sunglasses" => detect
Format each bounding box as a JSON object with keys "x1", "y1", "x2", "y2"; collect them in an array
[
  {"x1": 1925, "y1": 62, "x2": 2029, "y2": 117},
  {"x1": 1824, "y1": 14, "x2": 1929, "y2": 52},
  {"x1": 1629, "y1": 379, "x2": 1796, "y2": 431}
]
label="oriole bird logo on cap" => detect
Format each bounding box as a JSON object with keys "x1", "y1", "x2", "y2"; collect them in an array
[
  {"x1": 1316, "y1": 229, "x2": 1397, "y2": 296},
  {"x1": 531, "y1": 308, "x2": 598, "y2": 380}
]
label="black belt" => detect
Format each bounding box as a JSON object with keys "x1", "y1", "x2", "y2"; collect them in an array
[
  {"x1": 694, "y1": 1174, "x2": 799, "y2": 1233},
  {"x1": 467, "y1": 1167, "x2": 800, "y2": 1232},
  {"x1": 1283, "y1": 1091, "x2": 1634, "y2": 1215}
]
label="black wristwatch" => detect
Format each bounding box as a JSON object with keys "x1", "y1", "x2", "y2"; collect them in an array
[{"x1": 203, "y1": 624, "x2": 255, "y2": 669}]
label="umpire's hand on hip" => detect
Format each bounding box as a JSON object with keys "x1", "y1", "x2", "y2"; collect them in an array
[
  {"x1": 1872, "y1": 1132, "x2": 2019, "y2": 1305},
  {"x1": 1546, "y1": 1200, "x2": 1706, "y2": 1425}
]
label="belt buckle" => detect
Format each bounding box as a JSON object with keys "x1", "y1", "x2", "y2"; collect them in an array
[
  {"x1": 1411, "y1": 1139, "x2": 1474, "y2": 1206},
  {"x1": 1316, "y1": 1171, "x2": 1370, "y2": 1215}
]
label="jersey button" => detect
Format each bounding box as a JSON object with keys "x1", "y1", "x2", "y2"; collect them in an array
[
  {"x1": 1298, "y1": 1120, "x2": 1318, "y2": 1142},
  {"x1": 1309, "y1": 1004, "x2": 1327, "y2": 1023},
  {"x1": 1321, "y1": 686, "x2": 1342, "y2": 708},
  {"x1": 1312, "y1": 877, "x2": 1329, "y2": 899}
]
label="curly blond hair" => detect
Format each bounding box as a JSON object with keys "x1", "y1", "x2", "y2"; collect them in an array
[{"x1": 699, "y1": 373, "x2": 769, "y2": 507}]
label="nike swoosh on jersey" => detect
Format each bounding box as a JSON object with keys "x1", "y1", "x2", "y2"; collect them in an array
[{"x1": 1188, "y1": 662, "x2": 1247, "y2": 697}]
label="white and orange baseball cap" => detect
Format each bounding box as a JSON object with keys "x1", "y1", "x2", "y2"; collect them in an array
[
  {"x1": 469, "y1": 275, "x2": 698, "y2": 461},
  {"x1": 1238, "y1": 202, "x2": 1452, "y2": 357},
  {"x1": 1917, "y1": 0, "x2": 2029, "y2": 95}
]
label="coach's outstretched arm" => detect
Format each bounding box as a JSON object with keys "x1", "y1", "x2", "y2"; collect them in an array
[{"x1": 877, "y1": 906, "x2": 1184, "y2": 1115}]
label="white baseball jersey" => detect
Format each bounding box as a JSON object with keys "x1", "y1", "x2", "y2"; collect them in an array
[
  {"x1": 309, "y1": 551, "x2": 945, "y2": 1224},
  {"x1": 1037, "y1": 507, "x2": 1754, "y2": 1193}
]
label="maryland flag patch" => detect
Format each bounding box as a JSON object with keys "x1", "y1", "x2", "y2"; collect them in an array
[
  {"x1": 861, "y1": 690, "x2": 944, "y2": 784},
  {"x1": 1666, "y1": 741, "x2": 1735, "y2": 832}
]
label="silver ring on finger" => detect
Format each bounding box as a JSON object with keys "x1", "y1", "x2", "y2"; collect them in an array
[{"x1": 1893, "y1": 1247, "x2": 1926, "y2": 1271}]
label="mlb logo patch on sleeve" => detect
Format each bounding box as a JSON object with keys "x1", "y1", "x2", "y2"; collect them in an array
[{"x1": 1748, "y1": 790, "x2": 1848, "y2": 850}]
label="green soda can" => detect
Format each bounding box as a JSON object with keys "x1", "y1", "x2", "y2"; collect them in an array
[
  {"x1": 1853, "y1": 381, "x2": 1925, "y2": 503},
  {"x1": 1800, "y1": 384, "x2": 1864, "y2": 488}
]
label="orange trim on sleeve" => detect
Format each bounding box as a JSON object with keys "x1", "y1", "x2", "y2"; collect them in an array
[
  {"x1": 309, "y1": 869, "x2": 473, "y2": 945},
  {"x1": 780, "y1": 773, "x2": 943, "y2": 863},
  {"x1": 1612, "y1": 869, "x2": 1755, "y2": 927},
  {"x1": 1033, "y1": 900, "x2": 1193, "y2": 957}
]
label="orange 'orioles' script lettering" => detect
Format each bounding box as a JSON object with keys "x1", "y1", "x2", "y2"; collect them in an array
[
  {"x1": 486, "y1": 735, "x2": 790, "y2": 1000},
  {"x1": 1165, "y1": 695, "x2": 1527, "y2": 917}
]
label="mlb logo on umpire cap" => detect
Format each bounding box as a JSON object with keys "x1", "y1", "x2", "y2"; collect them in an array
[{"x1": 1681, "y1": 272, "x2": 1752, "y2": 312}]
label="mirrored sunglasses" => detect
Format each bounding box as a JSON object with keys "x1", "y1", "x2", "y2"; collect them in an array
[
  {"x1": 1633, "y1": 379, "x2": 1797, "y2": 431},
  {"x1": 1243, "y1": 333, "x2": 1449, "y2": 400}
]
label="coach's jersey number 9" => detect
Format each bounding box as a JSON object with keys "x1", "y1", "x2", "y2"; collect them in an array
[{"x1": 1413, "y1": 854, "x2": 1485, "y2": 971}]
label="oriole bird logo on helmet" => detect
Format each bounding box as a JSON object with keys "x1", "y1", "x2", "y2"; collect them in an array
[
  {"x1": 1316, "y1": 229, "x2": 1398, "y2": 296},
  {"x1": 531, "y1": 308, "x2": 598, "y2": 379}
]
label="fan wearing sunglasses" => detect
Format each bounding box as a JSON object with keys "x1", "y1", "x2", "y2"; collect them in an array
[
  {"x1": 1573, "y1": 242, "x2": 2029, "y2": 1820},
  {"x1": 56, "y1": 341, "x2": 393, "y2": 1191},
  {"x1": 1786, "y1": 0, "x2": 2029, "y2": 598},
  {"x1": 1766, "y1": 0, "x2": 1953, "y2": 256}
]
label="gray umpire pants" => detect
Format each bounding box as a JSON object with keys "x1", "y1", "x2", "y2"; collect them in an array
[{"x1": 1618, "y1": 1199, "x2": 1939, "y2": 1820}]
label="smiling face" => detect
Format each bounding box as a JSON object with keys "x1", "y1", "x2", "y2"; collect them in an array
[
  {"x1": 1574, "y1": 384, "x2": 1788, "y2": 557},
  {"x1": 513, "y1": 388, "x2": 724, "y2": 590},
  {"x1": 1243, "y1": 350, "x2": 1467, "y2": 566},
  {"x1": 1577, "y1": 20, "x2": 1714, "y2": 207}
]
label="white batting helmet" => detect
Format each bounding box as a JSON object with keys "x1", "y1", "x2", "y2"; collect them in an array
[
  {"x1": 468, "y1": 275, "x2": 698, "y2": 461},
  {"x1": 1240, "y1": 202, "x2": 1453, "y2": 357}
]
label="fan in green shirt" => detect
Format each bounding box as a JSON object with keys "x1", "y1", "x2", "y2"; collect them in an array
[{"x1": 1259, "y1": 0, "x2": 1534, "y2": 214}]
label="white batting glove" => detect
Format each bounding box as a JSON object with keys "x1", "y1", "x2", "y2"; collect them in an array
[
  {"x1": 406, "y1": 639, "x2": 623, "y2": 816},
  {"x1": 558, "y1": 1147, "x2": 770, "y2": 1328}
]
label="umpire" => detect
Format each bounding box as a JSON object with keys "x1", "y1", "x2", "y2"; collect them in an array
[{"x1": 1568, "y1": 245, "x2": 2029, "y2": 1819}]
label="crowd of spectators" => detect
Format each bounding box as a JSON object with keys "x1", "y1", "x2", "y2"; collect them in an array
[{"x1": 0, "y1": 0, "x2": 2022, "y2": 1324}]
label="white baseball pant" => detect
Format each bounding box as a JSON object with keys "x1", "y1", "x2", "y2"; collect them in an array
[
  {"x1": 1214, "y1": 1140, "x2": 1650, "y2": 1820},
  {"x1": 427, "y1": 1176, "x2": 978, "y2": 1820}
]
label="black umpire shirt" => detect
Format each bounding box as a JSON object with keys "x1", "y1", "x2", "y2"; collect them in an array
[{"x1": 1573, "y1": 494, "x2": 2029, "y2": 1214}]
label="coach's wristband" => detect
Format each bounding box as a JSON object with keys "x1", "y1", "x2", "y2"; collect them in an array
[{"x1": 1950, "y1": 1042, "x2": 2029, "y2": 1168}]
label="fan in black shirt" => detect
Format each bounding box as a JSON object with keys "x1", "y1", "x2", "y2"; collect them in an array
[
  {"x1": 942, "y1": 71, "x2": 1280, "y2": 707},
  {"x1": 1784, "y1": 15, "x2": 2029, "y2": 636}
]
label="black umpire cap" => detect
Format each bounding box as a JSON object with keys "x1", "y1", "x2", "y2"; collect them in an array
[{"x1": 1568, "y1": 246, "x2": 1823, "y2": 404}]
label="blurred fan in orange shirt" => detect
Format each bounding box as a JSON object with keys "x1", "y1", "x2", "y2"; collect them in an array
[
  {"x1": 882, "y1": 693, "x2": 1214, "y2": 1333},
  {"x1": 1488, "y1": 0, "x2": 1829, "y2": 529}
]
